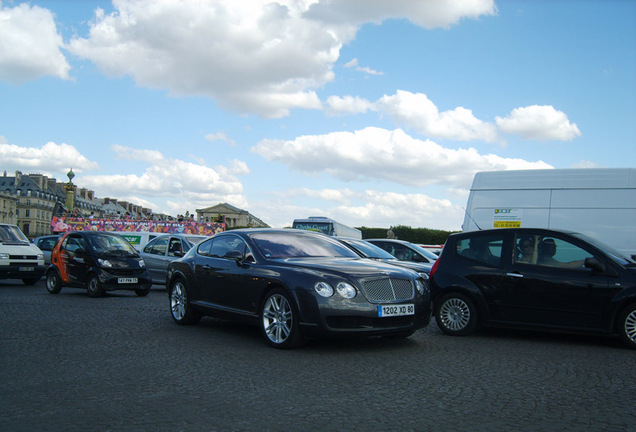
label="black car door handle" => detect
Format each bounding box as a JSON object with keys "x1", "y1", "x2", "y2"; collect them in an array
[{"x1": 506, "y1": 272, "x2": 524, "y2": 278}]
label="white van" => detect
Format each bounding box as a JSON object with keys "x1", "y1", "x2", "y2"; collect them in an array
[
  {"x1": 0, "y1": 223, "x2": 46, "y2": 284},
  {"x1": 463, "y1": 168, "x2": 636, "y2": 258}
]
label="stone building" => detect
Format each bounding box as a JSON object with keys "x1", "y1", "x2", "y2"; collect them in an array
[
  {"x1": 196, "y1": 203, "x2": 269, "y2": 228},
  {"x1": 0, "y1": 190, "x2": 17, "y2": 225}
]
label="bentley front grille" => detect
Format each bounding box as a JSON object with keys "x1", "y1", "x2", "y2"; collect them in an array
[{"x1": 361, "y1": 278, "x2": 414, "y2": 303}]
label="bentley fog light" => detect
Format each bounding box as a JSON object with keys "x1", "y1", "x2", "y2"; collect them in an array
[
  {"x1": 314, "y1": 281, "x2": 334, "y2": 297},
  {"x1": 336, "y1": 282, "x2": 356, "y2": 299}
]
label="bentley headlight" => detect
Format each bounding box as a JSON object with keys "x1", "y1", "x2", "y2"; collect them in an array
[
  {"x1": 314, "y1": 281, "x2": 334, "y2": 297},
  {"x1": 98, "y1": 258, "x2": 113, "y2": 268},
  {"x1": 336, "y1": 282, "x2": 356, "y2": 299},
  {"x1": 415, "y1": 279, "x2": 425, "y2": 295}
]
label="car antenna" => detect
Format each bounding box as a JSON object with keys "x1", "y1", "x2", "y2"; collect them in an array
[{"x1": 462, "y1": 207, "x2": 482, "y2": 230}]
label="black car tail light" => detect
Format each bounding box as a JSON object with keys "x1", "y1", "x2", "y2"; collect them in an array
[{"x1": 430, "y1": 258, "x2": 440, "y2": 277}]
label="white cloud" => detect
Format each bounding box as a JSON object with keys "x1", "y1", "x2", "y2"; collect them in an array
[
  {"x1": 0, "y1": 141, "x2": 99, "y2": 173},
  {"x1": 252, "y1": 188, "x2": 467, "y2": 230},
  {"x1": 326, "y1": 95, "x2": 375, "y2": 115},
  {"x1": 377, "y1": 90, "x2": 499, "y2": 142},
  {"x1": 0, "y1": 3, "x2": 70, "y2": 84},
  {"x1": 61, "y1": 0, "x2": 495, "y2": 117},
  {"x1": 80, "y1": 144, "x2": 246, "y2": 201},
  {"x1": 496, "y1": 105, "x2": 582, "y2": 141},
  {"x1": 252, "y1": 126, "x2": 552, "y2": 188},
  {"x1": 205, "y1": 132, "x2": 236, "y2": 146},
  {"x1": 304, "y1": 0, "x2": 497, "y2": 29},
  {"x1": 0, "y1": 140, "x2": 248, "y2": 216},
  {"x1": 343, "y1": 57, "x2": 383, "y2": 76}
]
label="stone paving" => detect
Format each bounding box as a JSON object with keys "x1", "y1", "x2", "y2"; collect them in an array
[{"x1": 1, "y1": 280, "x2": 634, "y2": 432}]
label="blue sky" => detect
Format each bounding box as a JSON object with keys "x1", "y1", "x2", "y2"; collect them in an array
[{"x1": 1, "y1": 0, "x2": 635, "y2": 230}]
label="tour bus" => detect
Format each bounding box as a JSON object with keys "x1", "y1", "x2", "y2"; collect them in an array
[
  {"x1": 292, "y1": 217, "x2": 362, "y2": 239},
  {"x1": 462, "y1": 168, "x2": 636, "y2": 258}
]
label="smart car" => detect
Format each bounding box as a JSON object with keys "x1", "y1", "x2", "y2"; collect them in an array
[
  {"x1": 46, "y1": 231, "x2": 152, "y2": 297},
  {"x1": 167, "y1": 229, "x2": 431, "y2": 348}
]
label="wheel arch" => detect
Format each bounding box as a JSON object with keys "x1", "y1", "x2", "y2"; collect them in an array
[
  {"x1": 434, "y1": 285, "x2": 490, "y2": 325},
  {"x1": 613, "y1": 300, "x2": 636, "y2": 334}
]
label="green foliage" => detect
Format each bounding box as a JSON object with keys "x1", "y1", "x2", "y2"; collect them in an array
[{"x1": 357, "y1": 225, "x2": 457, "y2": 245}]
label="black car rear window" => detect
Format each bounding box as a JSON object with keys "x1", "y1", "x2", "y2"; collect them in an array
[{"x1": 456, "y1": 233, "x2": 504, "y2": 266}]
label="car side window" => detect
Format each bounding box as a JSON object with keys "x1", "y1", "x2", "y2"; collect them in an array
[
  {"x1": 535, "y1": 236, "x2": 591, "y2": 270},
  {"x1": 197, "y1": 238, "x2": 214, "y2": 256},
  {"x1": 392, "y1": 244, "x2": 411, "y2": 260},
  {"x1": 64, "y1": 235, "x2": 87, "y2": 253},
  {"x1": 145, "y1": 237, "x2": 169, "y2": 255},
  {"x1": 514, "y1": 234, "x2": 541, "y2": 265},
  {"x1": 168, "y1": 238, "x2": 183, "y2": 256},
  {"x1": 209, "y1": 236, "x2": 246, "y2": 259},
  {"x1": 457, "y1": 233, "x2": 504, "y2": 266}
]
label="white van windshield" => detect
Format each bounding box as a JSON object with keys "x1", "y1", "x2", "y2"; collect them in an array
[{"x1": 0, "y1": 225, "x2": 29, "y2": 244}]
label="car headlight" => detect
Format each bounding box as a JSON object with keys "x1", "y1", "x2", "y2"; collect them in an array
[
  {"x1": 336, "y1": 282, "x2": 356, "y2": 299},
  {"x1": 98, "y1": 258, "x2": 112, "y2": 268},
  {"x1": 37, "y1": 253, "x2": 45, "y2": 261},
  {"x1": 415, "y1": 279, "x2": 425, "y2": 295},
  {"x1": 314, "y1": 281, "x2": 334, "y2": 297},
  {"x1": 0, "y1": 253, "x2": 9, "y2": 260}
]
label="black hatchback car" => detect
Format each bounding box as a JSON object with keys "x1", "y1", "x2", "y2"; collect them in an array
[
  {"x1": 46, "y1": 231, "x2": 152, "y2": 297},
  {"x1": 167, "y1": 229, "x2": 431, "y2": 348},
  {"x1": 430, "y1": 228, "x2": 636, "y2": 349}
]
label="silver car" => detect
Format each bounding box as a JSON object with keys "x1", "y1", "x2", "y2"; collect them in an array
[
  {"x1": 140, "y1": 234, "x2": 208, "y2": 285},
  {"x1": 33, "y1": 234, "x2": 61, "y2": 265}
]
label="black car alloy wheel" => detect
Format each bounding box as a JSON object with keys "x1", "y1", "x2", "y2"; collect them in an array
[
  {"x1": 435, "y1": 293, "x2": 477, "y2": 336},
  {"x1": 619, "y1": 304, "x2": 636, "y2": 349},
  {"x1": 260, "y1": 288, "x2": 303, "y2": 349},
  {"x1": 169, "y1": 278, "x2": 201, "y2": 325}
]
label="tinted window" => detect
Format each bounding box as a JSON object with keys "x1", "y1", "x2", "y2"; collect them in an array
[
  {"x1": 209, "y1": 236, "x2": 247, "y2": 258},
  {"x1": 197, "y1": 238, "x2": 214, "y2": 256},
  {"x1": 251, "y1": 232, "x2": 358, "y2": 259},
  {"x1": 536, "y1": 236, "x2": 591, "y2": 269},
  {"x1": 344, "y1": 239, "x2": 395, "y2": 259},
  {"x1": 64, "y1": 235, "x2": 86, "y2": 252},
  {"x1": 168, "y1": 238, "x2": 183, "y2": 256},
  {"x1": 457, "y1": 233, "x2": 504, "y2": 266},
  {"x1": 144, "y1": 237, "x2": 169, "y2": 255}
]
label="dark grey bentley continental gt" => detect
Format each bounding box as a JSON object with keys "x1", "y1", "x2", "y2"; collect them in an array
[{"x1": 167, "y1": 229, "x2": 431, "y2": 348}]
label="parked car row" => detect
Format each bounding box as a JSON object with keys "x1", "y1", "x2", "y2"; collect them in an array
[{"x1": 34, "y1": 225, "x2": 636, "y2": 351}]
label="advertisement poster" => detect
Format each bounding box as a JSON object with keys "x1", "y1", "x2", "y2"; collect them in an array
[
  {"x1": 492, "y1": 208, "x2": 522, "y2": 228},
  {"x1": 51, "y1": 217, "x2": 225, "y2": 236}
]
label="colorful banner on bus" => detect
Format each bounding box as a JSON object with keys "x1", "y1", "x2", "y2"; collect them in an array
[{"x1": 51, "y1": 217, "x2": 225, "y2": 236}]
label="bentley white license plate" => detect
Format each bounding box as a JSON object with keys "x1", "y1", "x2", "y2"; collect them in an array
[
  {"x1": 378, "y1": 304, "x2": 415, "y2": 317},
  {"x1": 118, "y1": 278, "x2": 138, "y2": 284}
]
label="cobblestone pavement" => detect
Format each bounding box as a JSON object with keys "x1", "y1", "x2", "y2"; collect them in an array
[{"x1": 1, "y1": 280, "x2": 634, "y2": 432}]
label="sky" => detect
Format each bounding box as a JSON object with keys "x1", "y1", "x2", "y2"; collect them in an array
[{"x1": 1, "y1": 0, "x2": 635, "y2": 231}]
